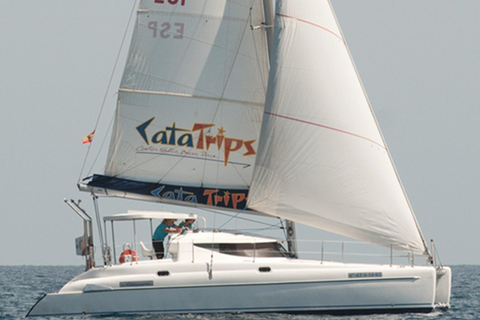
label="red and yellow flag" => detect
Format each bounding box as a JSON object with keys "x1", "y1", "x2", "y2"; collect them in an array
[{"x1": 82, "y1": 130, "x2": 95, "y2": 144}]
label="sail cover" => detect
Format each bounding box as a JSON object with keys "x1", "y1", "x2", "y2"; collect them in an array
[
  {"x1": 248, "y1": 0, "x2": 427, "y2": 254},
  {"x1": 89, "y1": 0, "x2": 269, "y2": 210}
]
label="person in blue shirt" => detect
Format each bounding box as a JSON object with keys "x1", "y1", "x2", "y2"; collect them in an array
[
  {"x1": 152, "y1": 219, "x2": 182, "y2": 259},
  {"x1": 179, "y1": 218, "x2": 196, "y2": 230}
]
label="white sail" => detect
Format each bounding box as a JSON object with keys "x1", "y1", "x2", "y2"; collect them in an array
[
  {"x1": 248, "y1": 0, "x2": 427, "y2": 254},
  {"x1": 95, "y1": 0, "x2": 269, "y2": 208}
]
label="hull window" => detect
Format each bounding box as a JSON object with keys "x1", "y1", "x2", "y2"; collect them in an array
[{"x1": 195, "y1": 242, "x2": 288, "y2": 257}]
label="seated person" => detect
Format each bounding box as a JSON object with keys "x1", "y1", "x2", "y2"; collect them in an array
[{"x1": 152, "y1": 219, "x2": 181, "y2": 259}]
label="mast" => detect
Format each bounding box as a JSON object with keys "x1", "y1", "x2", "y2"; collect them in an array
[
  {"x1": 285, "y1": 219, "x2": 298, "y2": 258},
  {"x1": 261, "y1": 0, "x2": 299, "y2": 258},
  {"x1": 262, "y1": 0, "x2": 275, "y2": 61}
]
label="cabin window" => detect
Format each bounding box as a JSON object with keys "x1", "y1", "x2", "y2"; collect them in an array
[
  {"x1": 194, "y1": 242, "x2": 288, "y2": 257},
  {"x1": 157, "y1": 271, "x2": 170, "y2": 276},
  {"x1": 259, "y1": 267, "x2": 271, "y2": 272}
]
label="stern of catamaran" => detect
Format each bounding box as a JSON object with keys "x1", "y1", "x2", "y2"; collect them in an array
[{"x1": 434, "y1": 266, "x2": 452, "y2": 309}]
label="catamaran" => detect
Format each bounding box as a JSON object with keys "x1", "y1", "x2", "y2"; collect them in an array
[{"x1": 28, "y1": 0, "x2": 451, "y2": 316}]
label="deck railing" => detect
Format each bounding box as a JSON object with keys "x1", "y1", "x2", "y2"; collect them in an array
[
  {"x1": 292, "y1": 239, "x2": 425, "y2": 266},
  {"x1": 107, "y1": 237, "x2": 429, "y2": 267}
]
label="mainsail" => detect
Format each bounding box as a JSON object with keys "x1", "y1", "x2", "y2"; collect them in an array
[
  {"x1": 85, "y1": 0, "x2": 269, "y2": 210},
  {"x1": 248, "y1": 0, "x2": 428, "y2": 254}
]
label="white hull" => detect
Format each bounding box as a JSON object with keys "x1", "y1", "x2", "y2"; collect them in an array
[{"x1": 28, "y1": 259, "x2": 451, "y2": 316}]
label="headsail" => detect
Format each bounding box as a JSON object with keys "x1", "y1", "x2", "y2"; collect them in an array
[
  {"x1": 248, "y1": 0, "x2": 428, "y2": 254},
  {"x1": 84, "y1": 0, "x2": 269, "y2": 210}
]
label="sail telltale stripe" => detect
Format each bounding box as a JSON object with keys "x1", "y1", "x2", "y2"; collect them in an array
[
  {"x1": 264, "y1": 111, "x2": 386, "y2": 149},
  {"x1": 276, "y1": 13, "x2": 344, "y2": 43}
]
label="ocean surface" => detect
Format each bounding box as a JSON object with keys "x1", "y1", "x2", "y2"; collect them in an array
[{"x1": 0, "y1": 265, "x2": 478, "y2": 320}]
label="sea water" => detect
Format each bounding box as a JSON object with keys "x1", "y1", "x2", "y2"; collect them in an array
[{"x1": 0, "y1": 265, "x2": 478, "y2": 320}]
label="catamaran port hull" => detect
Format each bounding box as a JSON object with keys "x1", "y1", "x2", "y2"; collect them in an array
[{"x1": 27, "y1": 260, "x2": 451, "y2": 316}]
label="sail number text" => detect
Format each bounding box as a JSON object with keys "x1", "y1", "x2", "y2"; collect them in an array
[
  {"x1": 151, "y1": 0, "x2": 186, "y2": 38},
  {"x1": 154, "y1": 0, "x2": 186, "y2": 5},
  {"x1": 148, "y1": 21, "x2": 184, "y2": 39}
]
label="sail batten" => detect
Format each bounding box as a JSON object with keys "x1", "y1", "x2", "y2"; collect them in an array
[{"x1": 118, "y1": 88, "x2": 264, "y2": 107}]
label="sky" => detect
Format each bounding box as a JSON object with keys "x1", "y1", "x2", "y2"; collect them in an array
[{"x1": 0, "y1": 0, "x2": 478, "y2": 266}]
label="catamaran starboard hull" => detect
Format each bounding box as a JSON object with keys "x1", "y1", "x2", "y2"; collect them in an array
[{"x1": 27, "y1": 261, "x2": 451, "y2": 316}]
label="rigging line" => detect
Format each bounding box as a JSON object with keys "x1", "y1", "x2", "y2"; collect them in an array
[
  {"x1": 78, "y1": 0, "x2": 139, "y2": 182},
  {"x1": 215, "y1": 0, "x2": 271, "y2": 197},
  {"x1": 78, "y1": 138, "x2": 94, "y2": 183},
  {"x1": 218, "y1": 207, "x2": 246, "y2": 229},
  {"x1": 136, "y1": 152, "x2": 251, "y2": 166},
  {"x1": 432, "y1": 240, "x2": 444, "y2": 268},
  {"x1": 222, "y1": 222, "x2": 284, "y2": 232},
  {"x1": 279, "y1": 218, "x2": 288, "y2": 240},
  {"x1": 230, "y1": 0, "x2": 267, "y2": 188},
  {"x1": 201, "y1": 207, "x2": 280, "y2": 228},
  {"x1": 85, "y1": 112, "x2": 115, "y2": 177},
  {"x1": 200, "y1": 2, "x2": 233, "y2": 192},
  {"x1": 234, "y1": 225, "x2": 283, "y2": 232},
  {"x1": 211, "y1": 1, "x2": 232, "y2": 193},
  {"x1": 201, "y1": 1, "x2": 255, "y2": 191},
  {"x1": 222, "y1": 0, "x2": 268, "y2": 188},
  {"x1": 213, "y1": 0, "x2": 270, "y2": 189}
]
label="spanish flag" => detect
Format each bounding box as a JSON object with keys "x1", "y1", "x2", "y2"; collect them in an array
[{"x1": 82, "y1": 130, "x2": 95, "y2": 144}]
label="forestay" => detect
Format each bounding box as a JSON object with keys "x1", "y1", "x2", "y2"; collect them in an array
[
  {"x1": 248, "y1": 0, "x2": 428, "y2": 254},
  {"x1": 89, "y1": 0, "x2": 269, "y2": 210}
]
